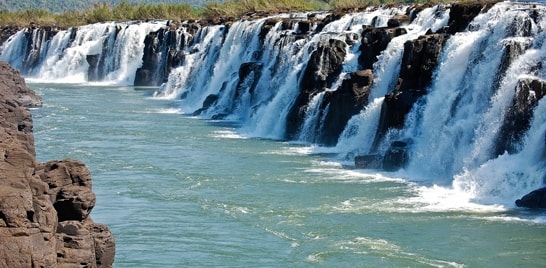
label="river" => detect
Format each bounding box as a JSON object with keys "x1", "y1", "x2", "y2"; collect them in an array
[{"x1": 29, "y1": 83, "x2": 546, "y2": 267}]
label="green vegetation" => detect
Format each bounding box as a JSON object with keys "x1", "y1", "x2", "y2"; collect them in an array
[{"x1": 0, "y1": 0, "x2": 481, "y2": 28}]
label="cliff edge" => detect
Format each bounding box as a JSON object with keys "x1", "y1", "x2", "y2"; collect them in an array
[{"x1": 0, "y1": 61, "x2": 115, "y2": 267}]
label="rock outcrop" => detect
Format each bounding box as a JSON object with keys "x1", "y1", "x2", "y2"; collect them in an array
[
  {"x1": 286, "y1": 38, "x2": 347, "y2": 140},
  {"x1": 496, "y1": 78, "x2": 546, "y2": 155},
  {"x1": 319, "y1": 69, "x2": 374, "y2": 146},
  {"x1": 375, "y1": 33, "x2": 449, "y2": 146},
  {"x1": 0, "y1": 61, "x2": 115, "y2": 267}
]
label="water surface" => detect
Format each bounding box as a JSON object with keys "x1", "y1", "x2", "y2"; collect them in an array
[{"x1": 31, "y1": 84, "x2": 546, "y2": 267}]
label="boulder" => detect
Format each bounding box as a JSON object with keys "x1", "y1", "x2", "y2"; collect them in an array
[
  {"x1": 355, "y1": 154, "x2": 383, "y2": 169},
  {"x1": 516, "y1": 187, "x2": 546, "y2": 208}
]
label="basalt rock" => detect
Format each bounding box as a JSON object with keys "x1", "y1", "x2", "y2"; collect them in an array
[
  {"x1": 0, "y1": 61, "x2": 115, "y2": 268},
  {"x1": 234, "y1": 62, "x2": 263, "y2": 106},
  {"x1": 446, "y1": 2, "x2": 497, "y2": 34},
  {"x1": 135, "y1": 27, "x2": 187, "y2": 86},
  {"x1": 354, "y1": 140, "x2": 410, "y2": 171},
  {"x1": 516, "y1": 187, "x2": 546, "y2": 208},
  {"x1": 359, "y1": 26, "x2": 407, "y2": 69},
  {"x1": 87, "y1": 54, "x2": 100, "y2": 82},
  {"x1": 355, "y1": 154, "x2": 383, "y2": 169},
  {"x1": 396, "y1": 33, "x2": 448, "y2": 93},
  {"x1": 1, "y1": 26, "x2": 21, "y2": 44},
  {"x1": 496, "y1": 78, "x2": 546, "y2": 155},
  {"x1": 286, "y1": 38, "x2": 346, "y2": 139},
  {"x1": 22, "y1": 27, "x2": 61, "y2": 75},
  {"x1": 319, "y1": 69, "x2": 373, "y2": 146},
  {"x1": 375, "y1": 33, "x2": 448, "y2": 147},
  {"x1": 382, "y1": 140, "x2": 410, "y2": 171},
  {"x1": 193, "y1": 94, "x2": 219, "y2": 116},
  {"x1": 387, "y1": 14, "x2": 410, "y2": 28}
]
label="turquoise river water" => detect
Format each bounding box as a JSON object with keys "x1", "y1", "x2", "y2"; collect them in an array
[{"x1": 30, "y1": 83, "x2": 546, "y2": 267}]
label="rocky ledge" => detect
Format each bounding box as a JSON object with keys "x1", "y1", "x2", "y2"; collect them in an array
[{"x1": 0, "y1": 61, "x2": 115, "y2": 267}]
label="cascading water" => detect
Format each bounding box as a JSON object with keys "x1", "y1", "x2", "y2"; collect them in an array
[
  {"x1": 0, "y1": 21, "x2": 164, "y2": 85},
  {"x1": 379, "y1": 2, "x2": 546, "y2": 205},
  {"x1": 155, "y1": 25, "x2": 227, "y2": 102},
  {"x1": 0, "y1": 2, "x2": 545, "y2": 207},
  {"x1": 332, "y1": 5, "x2": 450, "y2": 157}
]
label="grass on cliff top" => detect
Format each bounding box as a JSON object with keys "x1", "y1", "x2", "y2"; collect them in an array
[{"x1": 0, "y1": 0, "x2": 492, "y2": 28}]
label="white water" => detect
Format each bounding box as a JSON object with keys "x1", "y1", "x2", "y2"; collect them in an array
[
  {"x1": 1, "y1": 2, "x2": 545, "y2": 211},
  {"x1": 1, "y1": 22, "x2": 165, "y2": 85},
  {"x1": 391, "y1": 2, "x2": 545, "y2": 207}
]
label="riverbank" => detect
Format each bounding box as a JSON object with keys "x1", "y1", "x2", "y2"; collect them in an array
[{"x1": 0, "y1": 61, "x2": 115, "y2": 267}]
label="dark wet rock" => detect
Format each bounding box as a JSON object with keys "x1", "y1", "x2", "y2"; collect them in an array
[
  {"x1": 375, "y1": 33, "x2": 448, "y2": 147},
  {"x1": 319, "y1": 69, "x2": 373, "y2": 146},
  {"x1": 86, "y1": 54, "x2": 100, "y2": 81},
  {"x1": 447, "y1": 2, "x2": 497, "y2": 34},
  {"x1": 286, "y1": 38, "x2": 347, "y2": 139},
  {"x1": 382, "y1": 140, "x2": 410, "y2": 171},
  {"x1": 193, "y1": 94, "x2": 219, "y2": 116},
  {"x1": 396, "y1": 33, "x2": 449, "y2": 93},
  {"x1": 387, "y1": 14, "x2": 410, "y2": 28},
  {"x1": 237, "y1": 62, "x2": 263, "y2": 96},
  {"x1": 496, "y1": 79, "x2": 546, "y2": 155},
  {"x1": 355, "y1": 140, "x2": 410, "y2": 171},
  {"x1": 135, "y1": 27, "x2": 187, "y2": 86},
  {"x1": 355, "y1": 154, "x2": 383, "y2": 169},
  {"x1": 516, "y1": 187, "x2": 546, "y2": 208},
  {"x1": 359, "y1": 26, "x2": 407, "y2": 69}
]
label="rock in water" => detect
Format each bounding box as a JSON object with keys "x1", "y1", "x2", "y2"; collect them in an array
[
  {"x1": 0, "y1": 61, "x2": 115, "y2": 267},
  {"x1": 515, "y1": 187, "x2": 546, "y2": 208}
]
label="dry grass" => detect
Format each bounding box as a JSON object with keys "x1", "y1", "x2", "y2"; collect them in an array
[{"x1": 0, "y1": 0, "x2": 499, "y2": 28}]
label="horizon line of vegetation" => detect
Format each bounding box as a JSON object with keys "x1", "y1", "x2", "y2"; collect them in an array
[{"x1": 0, "y1": 0, "x2": 484, "y2": 28}]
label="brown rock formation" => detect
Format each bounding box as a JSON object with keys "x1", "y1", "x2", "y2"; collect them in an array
[{"x1": 0, "y1": 61, "x2": 115, "y2": 268}]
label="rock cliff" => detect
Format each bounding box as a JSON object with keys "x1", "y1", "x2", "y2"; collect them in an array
[{"x1": 0, "y1": 62, "x2": 115, "y2": 267}]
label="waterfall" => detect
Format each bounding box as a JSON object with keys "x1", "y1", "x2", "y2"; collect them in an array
[
  {"x1": 333, "y1": 5, "x2": 450, "y2": 156},
  {"x1": 155, "y1": 25, "x2": 227, "y2": 102},
  {"x1": 0, "y1": 2, "x2": 545, "y2": 206},
  {"x1": 1, "y1": 21, "x2": 165, "y2": 85},
  {"x1": 396, "y1": 2, "x2": 545, "y2": 182}
]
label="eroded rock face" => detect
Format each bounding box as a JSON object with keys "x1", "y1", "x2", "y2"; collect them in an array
[
  {"x1": 375, "y1": 33, "x2": 448, "y2": 146},
  {"x1": 286, "y1": 38, "x2": 347, "y2": 140},
  {"x1": 496, "y1": 78, "x2": 546, "y2": 155},
  {"x1": 319, "y1": 69, "x2": 374, "y2": 146},
  {"x1": 359, "y1": 26, "x2": 407, "y2": 69},
  {"x1": 0, "y1": 61, "x2": 115, "y2": 268}
]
